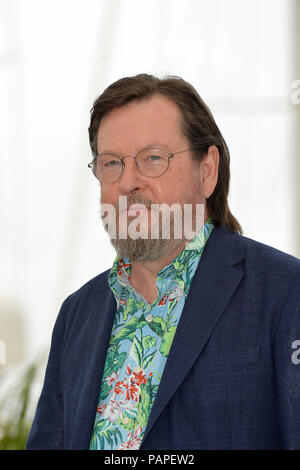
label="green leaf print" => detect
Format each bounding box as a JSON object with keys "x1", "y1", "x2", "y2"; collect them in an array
[
  {"x1": 167, "y1": 297, "x2": 179, "y2": 317},
  {"x1": 123, "y1": 406, "x2": 138, "y2": 420},
  {"x1": 122, "y1": 297, "x2": 144, "y2": 321},
  {"x1": 160, "y1": 326, "x2": 177, "y2": 357},
  {"x1": 94, "y1": 419, "x2": 111, "y2": 433},
  {"x1": 142, "y1": 335, "x2": 157, "y2": 350},
  {"x1": 110, "y1": 314, "x2": 147, "y2": 346},
  {"x1": 158, "y1": 264, "x2": 175, "y2": 280},
  {"x1": 93, "y1": 423, "x2": 122, "y2": 449},
  {"x1": 142, "y1": 350, "x2": 156, "y2": 370},
  {"x1": 176, "y1": 278, "x2": 185, "y2": 292},
  {"x1": 115, "y1": 427, "x2": 123, "y2": 444},
  {"x1": 131, "y1": 336, "x2": 143, "y2": 367},
  {"x1": 173, "y1": 260, "x2": 183, "y2": 273},
  {"x1": 104, "y1": 430, "x2": 114, "y2": 449},
  {"x1": 99, "y1": 381, "x2": 113, "y2": 401},
  {"x1": 103, "y1": 349, "x2": 126, "y2": 376},
  {"x1": 148, "y1": 316, "x2": 166, "y2": 337},
  {"x1": 89, "y1": 433, "x2": 98, "y2": 449},
  {"x1": 122, "y1": 297, "x2": 134, "y2": 321},
  {"x1": 118, "y1": 415, "x2": 136, "y2": 431},
  {"x1": 136, "y1": 381, "x2": 153, "y2": 428},
  {"x1": 100, "y1": 350, "x2": 127, "y2": 400}
]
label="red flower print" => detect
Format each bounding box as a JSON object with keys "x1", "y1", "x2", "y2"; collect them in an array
[
  {"x1": 96, "y1": 402, "x2": 106, "y2": 414},
  {"x1": 113, "y1": 367, "x2": 148, "y2": 403},
  {"x1": 118, "y1": 259, "x2": 130, "y2": 270},
  {"x1": 123, "y1": 381, "x2": 139, "y2": 402},
  {"x1": 114, "y1": 381, "x2": 125, "y2": 395},
  {"x1": 102, "y1": 397, "x2": 123, "y2": 422},
  {"x1": 133, "y1": 370, "x2": 147, "y2": 386},
  {"x1": 158, "y1": 294, "x2": 168, "y2": 306},
  {"x1": 106, "y1": 371, "x2": 118, "y2": 387},
  {"x1": 118, "y1": 426, "x2": 143, "y2": 450}
]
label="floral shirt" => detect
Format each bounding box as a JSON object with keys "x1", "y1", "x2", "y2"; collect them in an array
[{"x1": 89, "y1": 218, "x2": 215, "y2": 450}]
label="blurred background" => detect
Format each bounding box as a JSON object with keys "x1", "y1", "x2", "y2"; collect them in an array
[{"x1": 0, "y1": 0, "x2": 299, "y2": 449}]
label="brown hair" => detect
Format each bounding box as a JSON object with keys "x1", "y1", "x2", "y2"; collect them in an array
[{"x1": 88, "y1": 74, "x2": 242, "y2": 234}]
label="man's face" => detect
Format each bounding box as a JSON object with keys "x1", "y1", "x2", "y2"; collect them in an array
[{"x1": 97, "y1": 94, "x2": 206, "y2": 262}]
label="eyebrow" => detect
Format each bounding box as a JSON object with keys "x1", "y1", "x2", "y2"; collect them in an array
[{"x1": 97, "y1": 144, "x2": 170, "y2": 156}]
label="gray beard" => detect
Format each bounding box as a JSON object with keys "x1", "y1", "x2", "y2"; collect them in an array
[
  {"x1": 101, "y1": 194, "x2": 187, "y2": 262},
  {"x1": 101, "y1": 182, "x2": 204, "y2": 263},
  {"x1": 109, "y1": 230, "x2": 182, "y2": 262}
]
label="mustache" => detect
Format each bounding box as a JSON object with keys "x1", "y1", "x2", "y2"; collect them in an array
[{"x1": 114, "y1": 195, "x2": 155, "y2": 212}]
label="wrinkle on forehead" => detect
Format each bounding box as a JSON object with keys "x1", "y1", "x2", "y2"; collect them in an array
[{"x1": 97, "y1": 95, "x2": 188, "y2": 156}]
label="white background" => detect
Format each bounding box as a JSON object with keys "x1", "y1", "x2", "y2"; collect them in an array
[{"x1": 0, "y1": 0, "x2": 299, "y2": 382}]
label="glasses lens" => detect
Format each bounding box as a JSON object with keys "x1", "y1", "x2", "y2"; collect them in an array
[
  {"x1": 96, "y1": 154, "x2": 122, "y2": 182},
  {"x1": 137, "y1": 148, "x2": 168, "y2": 177}
]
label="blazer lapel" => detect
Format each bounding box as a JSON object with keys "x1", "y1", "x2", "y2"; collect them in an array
[{"x1": 141, "y1": 225, "x2": 246, "y2": 446}]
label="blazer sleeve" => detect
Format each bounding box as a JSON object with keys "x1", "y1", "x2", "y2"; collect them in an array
[
  {"x1": 273, "y1": 273, "x2": 300, "y2": 449},
  {"x1": 26, "y1": 296, "x2": 69, "y2": 450}
]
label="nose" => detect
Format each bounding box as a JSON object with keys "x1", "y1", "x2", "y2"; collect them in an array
[{"x1": 117, "y1": 155, "x2": 146, "y2": 194}]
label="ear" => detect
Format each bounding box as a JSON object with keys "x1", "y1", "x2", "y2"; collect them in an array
[{"x1": 201, "y1": 145, "x2": 219, "y2": 198}]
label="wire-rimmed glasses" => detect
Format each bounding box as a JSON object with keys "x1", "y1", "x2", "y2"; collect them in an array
[{"x1": 88, "y1": 146, "x2": 195, "y2": 183}]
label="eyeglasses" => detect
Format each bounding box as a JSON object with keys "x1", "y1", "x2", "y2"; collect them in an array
[{"x1": 88, "y1": 146, "x2": 195, "y2": 183}]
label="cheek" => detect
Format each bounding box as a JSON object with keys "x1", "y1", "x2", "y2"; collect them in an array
[
  {"x1": 100, "y1": 184, "x2": 117, "y2": 205},
  {"x1": 152, "y1": 168, "x2": 188, "y2": 202},
  {"x1": 151, "y1": 180, "x2": 184, "y2": 204}
]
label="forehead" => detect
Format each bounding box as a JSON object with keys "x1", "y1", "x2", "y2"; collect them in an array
[{"x1": 97, "y1": 94, "x2": 187, "y2": 154}]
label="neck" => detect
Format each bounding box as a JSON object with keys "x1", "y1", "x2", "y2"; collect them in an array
[
  {"x1": 129, "y1": 213, "x2": 209, "y2": 303},
  {"x1": 129, "y1": 240, "x2": 186, "y2": 304},
  {"x1": 131, "y1": 239, "x2": 186, "y2": 281}
]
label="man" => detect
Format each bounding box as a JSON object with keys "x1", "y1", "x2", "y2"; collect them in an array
[{"x1": 26, "y1": 74, "x2": 300, "y2": 450}]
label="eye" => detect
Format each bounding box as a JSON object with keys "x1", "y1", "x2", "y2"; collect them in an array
[
  {"x1": 101, "y1": 157, "x2": 122, "y2": 168},
  {"x1": 105, "y1": 159, "x2": 121, "y2": 167},
  {"x1": 147, "y1": 154, "x2": 163, "y2": 161}
]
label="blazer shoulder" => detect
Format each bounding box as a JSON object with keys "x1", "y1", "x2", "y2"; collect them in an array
[
  {"x1": 67, "y1": 267, "x2": 111, "y2": 300},
  {"x1": 56, "y1": 268, "x2": 112, "y2": 325},
  {"x1": 233, "y1": 229, "x2": 300, "y2": 276}
]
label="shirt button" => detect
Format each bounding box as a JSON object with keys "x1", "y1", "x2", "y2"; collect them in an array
[{"x1": 146, "y1": 314, "x2": 153, "y2": 323}]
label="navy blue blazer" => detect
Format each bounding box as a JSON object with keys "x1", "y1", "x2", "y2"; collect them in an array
[{"x1": 26, "y1": 225, "x2": 300, "y2": 450}]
